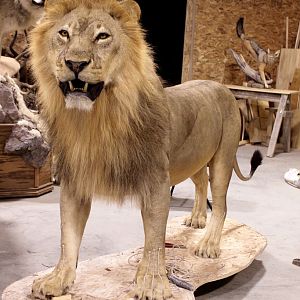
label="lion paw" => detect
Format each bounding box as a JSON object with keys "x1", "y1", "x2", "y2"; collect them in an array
[
  {"x1": 128, "y1": 273, "x2": 172, "y2": 300},
  {"x1": 32, "y1": 267, "x2": 75, "y2": 299},
  {"x1": 184, "y1": 215, "x2": 206, "y2": 229},
  {"x1": 194, "y1": 239, "x2": 221, "y2": 258}
]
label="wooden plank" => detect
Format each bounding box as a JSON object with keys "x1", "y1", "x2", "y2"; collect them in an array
[
  {"x1": 286, "y1": 17, "x2": 289, "y2": 48},
  {"x1": 292, "y1": 109, "x2": 300, "y2": 149},
  {"x1": 226, "y1": 84, "x2": 299, "y2": 95},
  {"x1": 266, "y1": 109, "x2": 275, "y2": 144},
  {"x1": 290, "y1": 68, "x2": 300, "y2": 110},
  {"x1": 295, "y1": 21, "x2": 300, "y2": 49},
  {"x1": 229, "y1": 89, "x2": 282, "y2": 102},
  {"x1": 34, "y1": 168, "x2": 40, "y2": 188},
  {"x1": 0, "y1": 155, "x2": 35, "y2": 189},
  {"x1": 181, "y1": 0, "x2": 196, "y2": 82},
  {"x1": 282, "y1": 111, "x2": 292, "y2": 152},
  {"x1": 267, "y1": 95, "x2": 289, "y2": 157},
  {"x1": 39, "y1": 157, "x2": 52, "y2": 185},
  {"x1": 0, "y1": 183, "x2": 53, "y2": 198},
  {"x1": 276, "y1": 49, "x2": 300, "y2": 90}
]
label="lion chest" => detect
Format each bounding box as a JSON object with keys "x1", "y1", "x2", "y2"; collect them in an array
[{"x1": 56, "y1": 124, "x2": 167, "y2": 199}]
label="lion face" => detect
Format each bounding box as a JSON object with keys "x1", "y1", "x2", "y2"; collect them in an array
[{"x1": 47, "y1": 7, "x2": 124, "y2": 111}]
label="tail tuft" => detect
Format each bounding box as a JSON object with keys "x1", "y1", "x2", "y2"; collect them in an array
[
  {"x1": 236, "y1": 17, "x2": 245, "y2": 38},
  {"x1": 250, "y1": 150, "x2": 263, "y2": 176}
]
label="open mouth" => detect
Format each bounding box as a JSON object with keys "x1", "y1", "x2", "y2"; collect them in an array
[{"x1": 59, "y1": 79, "x2": 105, "y2": 101}]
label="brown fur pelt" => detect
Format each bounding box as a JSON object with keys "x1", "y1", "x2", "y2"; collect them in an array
[{"x1": 30, "y1": 0, "x2": 169, "y2": 205}]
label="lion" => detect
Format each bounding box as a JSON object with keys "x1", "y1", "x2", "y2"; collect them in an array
[{"x1": 30, "y1": 0, "x2": 262, "y2": 299}]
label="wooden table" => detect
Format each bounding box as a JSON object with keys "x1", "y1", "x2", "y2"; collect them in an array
[{"x1": 226, "y1": 85, "x2": 299, "y2": 157}]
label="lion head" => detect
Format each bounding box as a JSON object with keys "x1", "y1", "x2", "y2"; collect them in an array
[{"x1": 31, "y1": 0, "x2": 147, "y2": 112}]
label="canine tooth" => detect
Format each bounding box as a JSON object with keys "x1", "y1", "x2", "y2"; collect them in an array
[
  {"x1": 84, "y1": 82, "x2": 89, "y2": 93},
  {"x1": 69, "y1": 81, "x2": 74, "y2": 91}
]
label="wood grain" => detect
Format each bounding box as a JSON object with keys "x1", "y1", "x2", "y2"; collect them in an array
[
  {"x1": 0, "y1": 124, "x2": 53, "y2": 198},
  {"x1": 289, "y1": 68, "x2": 300, "y2": 110},
  {"x1": 276, "y1": 49, "x2": 300, "y2": 90}
]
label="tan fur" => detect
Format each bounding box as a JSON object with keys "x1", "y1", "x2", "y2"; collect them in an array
[{"x1": 30, "y1": 1, "x2": 258, "y2": 299}]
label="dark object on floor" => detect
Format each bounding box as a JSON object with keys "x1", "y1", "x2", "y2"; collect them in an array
[
  {"x1": 194, "y1": 275, "x2": 235, "y2": 296},
  {"x1": 170, "y1": 185, "x2": 175, "y2": 196},
  {"x1": 292, "y1": 258, "x2": 300, "y2": 267},
  {"x1": 167, "y1": 273, "x2": 194, "y2": 291}
]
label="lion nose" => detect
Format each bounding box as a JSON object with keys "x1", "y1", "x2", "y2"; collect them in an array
[{"x1": 65, "y1": 60, "x2": 90, "y2": 75}]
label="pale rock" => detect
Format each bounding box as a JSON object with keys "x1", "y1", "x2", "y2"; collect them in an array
[
  {"x1": 4, "y1": 120, "x2": 50, "y2": 168},
  {"x1": 0, "y1": 82, "x2": 20, "y2": 123}
]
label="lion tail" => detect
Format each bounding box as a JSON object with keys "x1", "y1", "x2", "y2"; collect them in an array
[{"x1": 233, "y1": 150, "x2": 263, "y2": 181}]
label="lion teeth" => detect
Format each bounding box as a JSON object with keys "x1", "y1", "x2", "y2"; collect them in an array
[
  {"x1": 84, "y1": 83, "x2": 89, "y2": 93},
  {"x1": 69, "y1": 81, "x2": 74, "y2": 92}
]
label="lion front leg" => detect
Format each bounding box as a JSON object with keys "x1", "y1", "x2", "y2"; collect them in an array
[
  {"x1": 32, "y1": 185, "x2": 91, "y2": 299},
  {"x1": 129, "y1": 180, "x2": 172, "y2": 300}
]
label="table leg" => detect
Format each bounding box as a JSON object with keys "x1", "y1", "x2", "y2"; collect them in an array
[
  {"x1": 267, "y1": 95, "x2": 288, "y2": 157},
  {"x1": 282, "y1": 97, "x2": 292, "y2": 153}
]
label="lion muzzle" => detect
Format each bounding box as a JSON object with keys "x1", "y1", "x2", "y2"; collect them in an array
[{"x1": 58, "y1": 59, "x2": 105, "y2": 109}]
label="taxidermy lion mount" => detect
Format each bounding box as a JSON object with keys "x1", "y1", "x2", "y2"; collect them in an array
[
  {"x1": 236, "y1": 17, "x2": 280, "y2": 88},
  {"x1": 30, "y1": 0, "x2": 262, "y2": 299}
]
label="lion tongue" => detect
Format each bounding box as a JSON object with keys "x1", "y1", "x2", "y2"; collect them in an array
[{"x1": 87, "y1": 81, "x2": 105, "y2": 101}]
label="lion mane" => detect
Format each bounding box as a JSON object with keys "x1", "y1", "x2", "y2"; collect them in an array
[{"x1": 30, "y1": 0, "x2": 169, "y2": 204}]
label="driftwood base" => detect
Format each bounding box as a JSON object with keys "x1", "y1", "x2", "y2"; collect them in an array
[{"x1": 2, "y1": 216, "x2": 267, "y2": 300}]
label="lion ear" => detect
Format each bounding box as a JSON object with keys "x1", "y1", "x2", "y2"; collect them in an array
[{"x1": 119, "y1": 0, "x2": 141, "y2": 22}]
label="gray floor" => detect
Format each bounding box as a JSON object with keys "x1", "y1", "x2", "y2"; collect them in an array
[{"x1": 0, "y1": 145, "x2": 300, "y2": 299}]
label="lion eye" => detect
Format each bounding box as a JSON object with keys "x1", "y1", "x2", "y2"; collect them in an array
[
  {"x1": 96, "y1": 32, "x2": 111, "y2": 41},
  {"x1": 59, "y1": 30, "x2": 69, "y2": 39}
]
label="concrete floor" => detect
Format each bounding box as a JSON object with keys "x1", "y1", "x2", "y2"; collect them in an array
[{"x1": 0, "y1": 145, "x2": 300, "y2": 299}]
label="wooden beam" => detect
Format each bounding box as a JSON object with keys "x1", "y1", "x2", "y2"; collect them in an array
[
  {"x1": 295, "y1": 21, "x2": 300, "y2": 49},
  {"x1": 286, "y1": 17, "x2": 289, "y2": 48},
  {"x1": 182, "y1": 0, "x2": 196, "y2": 82},
  {"x1": 267, "y1": 94, "x2": 289, "y2": 157}
]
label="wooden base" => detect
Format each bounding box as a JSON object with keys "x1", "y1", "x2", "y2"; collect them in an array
[
  {"x1": 2, "y1": 216, "x2": 267, "y2": 300},
  {"x1": 0, "y1": 124, "x2": 53, "y2": 198},
  {"x1": 0, "y1": 183, "x2": 53, "y2": 198}
]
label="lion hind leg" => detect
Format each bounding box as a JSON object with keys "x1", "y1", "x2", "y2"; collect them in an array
[
  {"x1": 184, "y1": 167, "x2": 208, "y2": 229},
  {"x1": 32, "y1": 186, "x2": 91, "y2": 299},
  {"x1": 195, "y1": 153, "x2": 235, "y2": 259}
]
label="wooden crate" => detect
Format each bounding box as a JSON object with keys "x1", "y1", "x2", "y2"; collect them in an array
[{"x1": 0, "y1": 124, "x2": 53, "y2": 198}]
